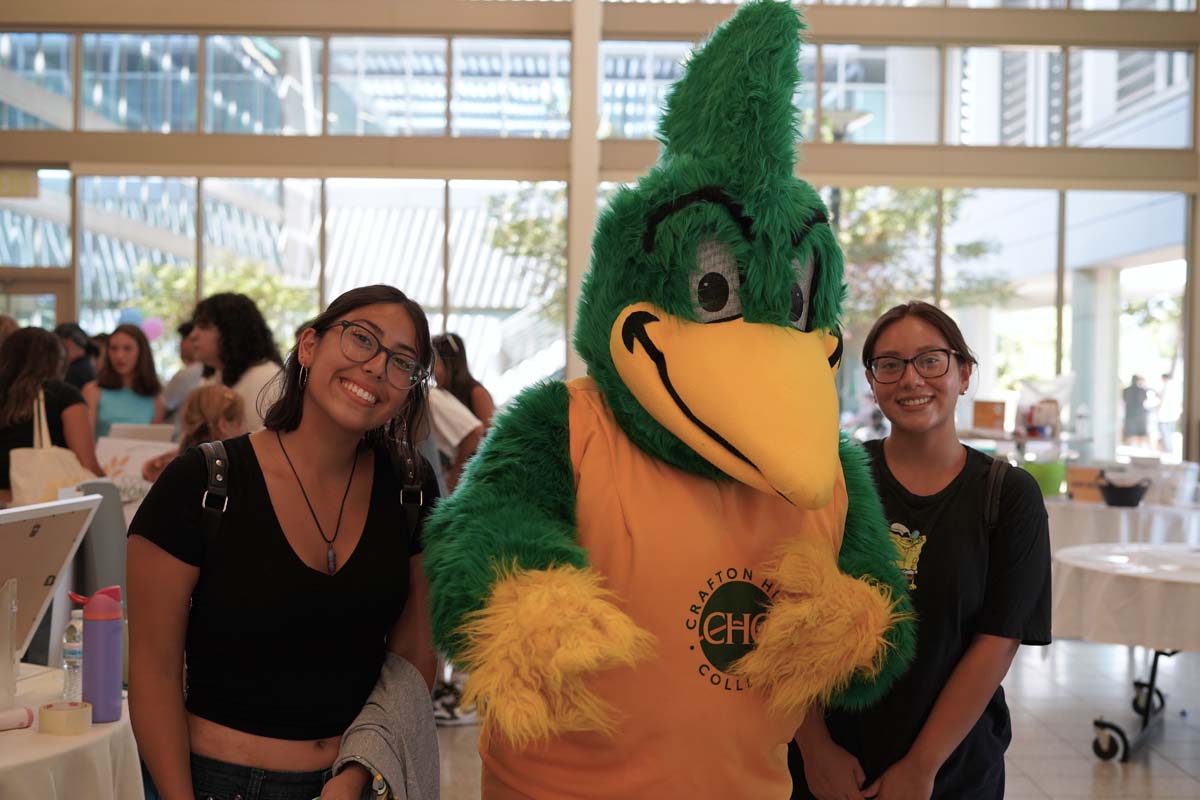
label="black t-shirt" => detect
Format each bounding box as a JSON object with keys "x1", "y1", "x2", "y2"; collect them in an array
[
  {"x1": 792, "y1": 440, "x2": 1051, "y2": 800},
  {"x1": 64, "y1": 356, "x2": 95, "y2": 390},
  {"x1": 127, "y1": 434, "x2": 438, "y2": 740},
  {"x1": 0, "y1": 380, "x2": 85, "y2": 490}
]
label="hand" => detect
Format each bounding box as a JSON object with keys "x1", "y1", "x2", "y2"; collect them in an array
[
  {"x1": 320, "y1": 762, "x2": 370, "y2": 800},
  {"x1": 795, "y1": 732, "x2": 867, "y2": 800},
  {"x1": 141, "y1": 453, "x2": 171, "y2": 482},
  {"x1": 862, "y1": 754, "x2": 935, "y2": 800}
]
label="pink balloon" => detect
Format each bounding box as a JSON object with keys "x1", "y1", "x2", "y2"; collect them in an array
[{"x1": 141, "y1": 316, "x2": 165, "y2": 342}]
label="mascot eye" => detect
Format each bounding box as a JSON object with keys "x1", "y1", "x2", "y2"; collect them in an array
[
  {"x1": 692, "y1": 239, "x2": 743, "y2": 323},
  {"x1": 789, "y1": 250, "x2": 818, "y2": 332}
]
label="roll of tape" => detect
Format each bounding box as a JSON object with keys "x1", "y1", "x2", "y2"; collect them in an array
[{"x1": 39, "y1": 702, "x2": 92, "y2": 735}]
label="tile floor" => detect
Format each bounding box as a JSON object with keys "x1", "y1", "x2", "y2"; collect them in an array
[{"x1": 437, "y1": 640, "x2": 1200, "y2": 799}]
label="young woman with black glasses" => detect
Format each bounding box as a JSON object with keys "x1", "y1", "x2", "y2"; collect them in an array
[
  {"x1": 128, "y1": 285, "x2": 439, "y2": 800},
  {"x1": 791, "y1": 301, "x2": 1051, "y2": 800}
]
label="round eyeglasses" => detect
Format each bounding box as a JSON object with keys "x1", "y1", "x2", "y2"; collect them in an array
[
  {"x1": 867, "y1": 348, "x2": 958, "y2": 384},
  {"x1": 323, "y1": 320, "x2": 428, "y2": 390}
]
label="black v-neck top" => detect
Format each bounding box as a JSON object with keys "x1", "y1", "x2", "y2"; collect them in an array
[{"x1": 128, "y1": 434, "x2": 433, "y2": 740}]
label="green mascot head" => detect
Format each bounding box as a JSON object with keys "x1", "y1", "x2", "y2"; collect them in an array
[{"x1": 575, "y1": 0, "x2": 845, "y2": 509}]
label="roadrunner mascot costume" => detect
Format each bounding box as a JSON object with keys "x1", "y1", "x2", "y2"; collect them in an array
[{"x1": 424, "y1": 2, "x2": 916, "y2": 797}]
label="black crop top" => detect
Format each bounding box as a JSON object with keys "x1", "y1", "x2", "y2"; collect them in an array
[{"x1": 127, "y1": 434, "x2": 436, "y2": 740}]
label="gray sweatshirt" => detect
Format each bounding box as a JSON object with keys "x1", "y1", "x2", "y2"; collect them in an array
[{"x1": 334, "y1": 652, "x2": 440, "y2": 799}]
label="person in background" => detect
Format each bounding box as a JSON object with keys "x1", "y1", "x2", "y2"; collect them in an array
[
  {"x1": 432, "y1": 332, "x2": 495, "y2": 429},
  {"x1": 1121, "y1": 375, "x2": 1151, "y2": 450},
  {"x1": 427, "y1": 385, "x2": 484, "y2": 494},
  {"x1": 162, "y1": 321, "x2": 206, "y2": 427},
  {"x1": 54, "y1": 322, "x2": 99, "y2": 390},
  {"x1": 90, "y1": 332, "x2": 109, "y2": 376},
  {"x1": 141, "y1": 384, "x2": 246, "y2": 483},
  {"x1": 186, "y1": 293, "x2": 283, "y2": 432},
  {"x1": 83, "y1": 323, "x2": 164, "y2": 438},
  {"x1": 128, "y1": 284, "x2": 438, "y2": 799},
  {"x1": 0, "y1": 328, "x2": 103, "y2": 504},
  {"x1": 792, "y1": 301, "x2": 1051, "y2": 800},
  {"x1": 0, "y1": 314, "x2": 18, "y2": 355},
  {"x1": 1156, "y1": 372, "x2": 1181, "y2": 456}
]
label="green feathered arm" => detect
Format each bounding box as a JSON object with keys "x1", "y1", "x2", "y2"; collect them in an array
[
  {"x1": 422, "y1": 380, "x2": 655, "y2": 748},
  {"x1": 826, "y1": 434, "x2": 917, "y2": 711},
  {"x1": 423, "y1": 380, "x2": 585, "y2": 661}
]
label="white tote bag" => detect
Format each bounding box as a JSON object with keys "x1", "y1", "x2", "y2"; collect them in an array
[{"x1": 9, "y1": 389, "x2": 96, "y2": 506}]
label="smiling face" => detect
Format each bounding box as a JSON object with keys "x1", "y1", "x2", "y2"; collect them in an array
[
  {"x1": 297, "y1": 302, "x2": 420, "y2": 435},
  {"x1": 106, "y1": 331, "x2": 140, "y2": 380},
  {"x1": 866, "y1": 316, "x2": 971, "y2": 438}
]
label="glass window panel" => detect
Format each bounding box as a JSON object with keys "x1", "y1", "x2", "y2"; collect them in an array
[
  {"x1": 202, "y1": 178, "x2": 320, "y2": 351},
  {"x1": 79, "y1": 176, "x2": 197, "y2": 376},
  {"x1": 325, "y1": 179, "x2": 444, "y2": 319},
  {"x1": 329, "y1": 37, "x2": 447, "y2": 136},
  {"x1": 206, "y1": 35, "x2": 323, "y2": 135},
  {"x1": 451, "y1": 38, "x2": 570, "y2": 138},
  {"x1": 0, "y1": 291, "x2": 56, "y2": 327},
  {"x1": 823, "y1": 0, "x2": 942, "y2": 7},
  {"x1": 1064, "y1": 190, "x2": 1188, "y2": 463},
  {"x1": 821, "y1": 45, "x2": 938, "y2": 144},
  {"x1": 942, "y1": 189, "x2": 1060, "y2": 435},
  {"x1": 0, "y1": 169, "x2": 71, "y2": 267},
  {"x1": 948, "y1": 0, "x2": 1064, "y2": 6},
  {"x1": 1074, "y1": 0, "x2": 1194, "y2": 10},
  {"x1": 1068, "y1": 48, "x2": 1192, "y2": 149},
  {"x1": 598, "y1": 40, "x2": 691, "y2": 140},
  {"x1": 447, "y1": 180, "x2": 566, "y2": 404},
  {"x1": 945, "y1": 46, "x2": 1063, "y2": 147},
  {"x1": 0, "y1": 32, "x2": 73, "y2": 130},
  {"x1": 82, "y1": 34, "x2": 198, "y2": 133},
  {"x1": 821, "y1": 185, "x2": 937, "y2": 425}
]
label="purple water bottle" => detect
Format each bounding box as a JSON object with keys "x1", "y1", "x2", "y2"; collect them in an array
[{"x1": 79, "y1": 586, "x2": 124, "y2": 723}]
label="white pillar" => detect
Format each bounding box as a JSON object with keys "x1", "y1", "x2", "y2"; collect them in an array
[{"x1": 565, "y1": 0, "x2": 602, "y2": 381}]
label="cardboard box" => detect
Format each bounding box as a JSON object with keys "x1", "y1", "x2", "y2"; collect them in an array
[
  {"x1": 1067, "y1": 466, "x2": 1103, "y2": 503},
  {"x1": 973, "y1": 400, "x2": 1006, "y2": 432}
]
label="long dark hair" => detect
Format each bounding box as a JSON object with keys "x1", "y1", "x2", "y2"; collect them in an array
[
  {"x1": 192, "y1": 293, "x2": 282, "y2": 388},
  {"x1": 432, "y1": 332, "x2": 483, "y2": 412},
  {"x1": 262, "y1": 285, "x2": 434, "y2": 476},
  {"x1": 96, "y1": 323, "x2": 161, "y2": 396},
  {"x1": 862, "y1": 301, "x2": 978, "y2": 368},
  {"x1": 0, "y1": 328, "x2": 67, "y2": 427}
]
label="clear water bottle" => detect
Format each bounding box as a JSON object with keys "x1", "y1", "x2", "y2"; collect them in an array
[{"x1": 62, "y1": 609, "x2": 84, "y2": 702}]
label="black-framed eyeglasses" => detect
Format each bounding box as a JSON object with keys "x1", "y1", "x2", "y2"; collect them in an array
[
  {"x1": 867, "y1": 348, "x2": 959, "y2": 384},
  {"x1": 322, "y1": 320, "x2": 428, "y2": 389}
]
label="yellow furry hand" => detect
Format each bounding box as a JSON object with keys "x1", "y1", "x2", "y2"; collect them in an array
[
  {"x1": 459, "y1": 565, "x2": 655, "y2": 749},
  {"x1": 731, "y1": 536, "x2": 906, "y2": 719}
]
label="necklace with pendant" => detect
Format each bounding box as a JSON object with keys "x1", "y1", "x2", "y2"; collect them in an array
[{"x1": 277, "y1": 430, "x2": 359, "y2": 575}]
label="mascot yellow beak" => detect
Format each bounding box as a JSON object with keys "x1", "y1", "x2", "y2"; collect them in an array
[{"x1": 611, "y1": 302, "x2": 842, "y2": 509}]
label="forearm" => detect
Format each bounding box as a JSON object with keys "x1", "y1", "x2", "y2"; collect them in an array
[
  {"x1": 129, "y1": 675, "x2": 193, "y2": 799},
  {"x1": 794, "y1": 703, "x2": 831, "y2": 749},
  {"x1": 907, "y1": 635, "x2": 1019, "y2": 772}
]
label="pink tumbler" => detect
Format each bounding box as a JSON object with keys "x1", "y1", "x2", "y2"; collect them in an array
[{"x1": 73, "y1": 586, "x2": 124, "y2": 723}]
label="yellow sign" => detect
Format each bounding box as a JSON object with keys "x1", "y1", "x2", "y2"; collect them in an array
[{"x1": 0, "y1": 170, "x2": 39, "y2": 198}]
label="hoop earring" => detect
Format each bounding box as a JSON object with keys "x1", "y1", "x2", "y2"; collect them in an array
[{"x1": 298, "y1": 366, "x2": 309, "y2": 390}]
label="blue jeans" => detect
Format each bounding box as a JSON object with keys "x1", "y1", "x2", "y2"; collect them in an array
[{"x1": 189, "y1": 752, "x2": 333, "y2": 800}]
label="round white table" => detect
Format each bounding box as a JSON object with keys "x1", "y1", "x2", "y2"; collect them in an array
[
  {"x1": 1046, "y1": 500, "x2": 1200, "y2": 556},
  {"x1": 0, "y1": 665, "x2": 144, "y2": 800},
  {"x1": 1052, "y1": 543, "x2": 1200, "y2": 762}
]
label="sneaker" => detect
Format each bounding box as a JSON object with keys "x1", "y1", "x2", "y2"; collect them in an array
[{"x1": 433, "y1": 683, "x2": 478, "y2": 726}]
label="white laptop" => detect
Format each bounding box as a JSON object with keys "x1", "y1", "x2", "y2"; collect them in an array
[
  {"x1": 0, "y1": 495, "x2": 102, "y2": 662},
  {"x1": 107, "y1": 423, "x2": 176, "y2": 443}
]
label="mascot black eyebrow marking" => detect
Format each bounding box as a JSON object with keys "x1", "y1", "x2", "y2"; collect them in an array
[{"x1": 643, "y1": 186, "x2": 755, "y2": 253}]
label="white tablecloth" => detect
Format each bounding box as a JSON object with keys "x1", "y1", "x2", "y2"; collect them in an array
[
  {"x1": 1046, "y1": 500, "x2": 1200, "y2": 555},
  {"x1": 1052, "y1": 543, "x2": 1200, "y2": 652},
  {"x1": 0, "y1": 666, "x2": 143, "y2": 800}
]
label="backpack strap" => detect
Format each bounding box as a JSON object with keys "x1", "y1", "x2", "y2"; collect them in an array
[
  {"x1": 198, "y1": 440, "x2": 229, "y2": 539},
  {"x1": 984, "y1": 456, "x2": 1011, "y2": 533}
]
